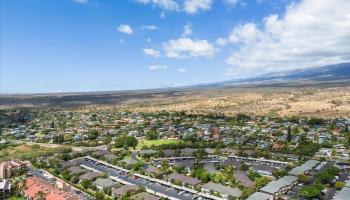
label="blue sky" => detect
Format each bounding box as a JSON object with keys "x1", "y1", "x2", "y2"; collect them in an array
[{"x1": 1, "y1": 0, "x2": 349, "y2": 93}]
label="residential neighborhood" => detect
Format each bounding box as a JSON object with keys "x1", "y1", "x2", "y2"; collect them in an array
[{"x1": 0, "y1": 109, "x2": 350, "y2": 199}]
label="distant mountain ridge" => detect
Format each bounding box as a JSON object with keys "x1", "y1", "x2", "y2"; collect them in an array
[{"x1": 197, "y1": 62, "x2": 350, "y2": 88}]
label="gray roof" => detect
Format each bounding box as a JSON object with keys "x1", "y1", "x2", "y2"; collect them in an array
[
  {"x1": 233, "y1": 170, "x2": 255, "y2": 188},
  {"x1": 104, "y1": 153, "x2": 117, "y2": 161},
  {"x1": 93, "y1": 178, "x2": 116, "y2": 188},
  {"x1": 260, "y1": 176, "x2": 298, "y2": 194},
  {"x1": 79, "y1": 171, "x2": 103, "y2": 180},
  {"x1": 112, "y1": 185, "x2": 139, "y2": 196},
  {"x1": 163, "y1": 149, "x2": 175, "y2": 157},
  {"x1": 130, "y1": 192, "x2": 160, "y2": 200},
  {"x1": 181, "y1": 148, "x2": 197, "y2": 156},
  {"x1": 288, "y1": 160, "x2": 319, "y2": 176},
  {"x1": 67, "y1": 166, "x2": 86, "y2": 175},
  {"x1": 168, "y1": 173, "x2": 201, "y2": 185},
  {"x1": 202, "y1": 182, "x2": 242, "y2": 197},
  {"x1": 145, "y1": 166, "x2": 159, "y2": 174},
  {"x1": 345, "y1": 181, "x2": 350, "y2": 188},
  {"x1": 247, "y1": 192, "x2": 272, "y2": 200},
  {"x1": 60, "y1": 160, "x2": 78, "y2": 168},
  {"x1": 334, "y1": 186, "x2": 350, "y2": 200}
]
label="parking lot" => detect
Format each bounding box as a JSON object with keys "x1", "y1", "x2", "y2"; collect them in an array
[{"x1": 79, "y1": 157, "x2": 216, "y2": 200}]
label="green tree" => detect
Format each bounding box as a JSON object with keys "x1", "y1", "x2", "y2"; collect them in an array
[
  {"x1": 298, "y1": 174, "x2": 311, "y2": 183},
  {"x1": 287, "y1": 125, "x2": 292, "y2": 142},
  {"x1": 298, "y1": 183, "x2": 323, "y2": 198},
  {"x1": 81, "y1": 179, "x2": 91, "y2": 189},
  {"x1": 145, "y1": 129, "x2": 159, "y2": 140},
  {"x1": 95, "y1": 192, "x2": 105, "y2": 200},
  {"x1": 239, "y1": 163, "x2": 249, "y2": 171},
  {"x1": 61, "y1": 170, "x2": 72, "y2": 181},
  {"x1": 255, "y1": 176, "x2": 271, "y2": 189}
]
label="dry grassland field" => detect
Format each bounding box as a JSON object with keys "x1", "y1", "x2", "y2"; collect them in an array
[
  {"x1": 1, "y1": 86, "x2": 350, "y2": 118},
  {"x1": 86, "y1": 86, "x2": 350, "y2": 118}
]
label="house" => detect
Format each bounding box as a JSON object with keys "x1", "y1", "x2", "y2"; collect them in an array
[
  {"x1": 259, "y1": 176, "x2": 298, "y2": 198},
  {"x1": 247, "y1": 192, "x2": 273, "y2": 200},
  {"x1": 233, "y1": 170, "x2": 255, "y2": 188},
  {"x1": 0, "y1": 159, "x2": 27, "y2": 179},
  {"x1": 79, "y1": 171, "x2": 103, "y2": 181},
  {"x1": 167, "y1": 173, "x2": 201, "y2": 189},
  {"x1": 104, "y1": 154, "x2": 117, "y2": 162},
  {"x1": 130, "y1": 192, "x2": 160, "y2": 200},
  {"x1": 201, "y1": 182, "x2": 242, "y2": 200},
  {"x1": 93, "y1": 178, "x2": 116, "y2": 190},
  {"x1": 288, "y1": 160, "x2": 319, "y2": 176},
  {"x1": 144, "y1": 165, "x2": 160, "y2": 175},
  {"x1": 21, "y1": 176, "x2": 79, "y2": 200},
  {"x1": 59, "y1": 160, "x2": 79, "y2": 169},
  {"x1": 272, "y1": 143, "x2": 285, "y2": 150},
  {"x1": 112, "y1": 185, "x2": 139, "y2": 198},
  {"x1": 67, "y1": 166, "x2": 86, "y2": 175},
  {"x1": 180, "y1": 148, "x2": 197, "y2": 157},
  {"x1": 0, "y1": 180, "x2": 11, "y2": 199}
]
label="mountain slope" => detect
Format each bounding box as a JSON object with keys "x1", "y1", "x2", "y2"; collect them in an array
[{"x1": 204, "y1": 62, "x2": 350, "y2": 88}]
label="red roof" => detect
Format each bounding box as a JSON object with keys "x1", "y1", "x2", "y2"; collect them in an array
[{"x1": 23, "y1": 176, "x2": 80, "y2": 200}]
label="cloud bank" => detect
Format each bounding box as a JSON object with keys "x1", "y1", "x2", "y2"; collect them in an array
[{"x1": 224, "y1": 0, "x2": 350, "y2": 75}]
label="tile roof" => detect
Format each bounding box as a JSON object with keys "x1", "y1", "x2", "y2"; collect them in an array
[
  {"x1": 112, "y1": 185, "x2": 139, "y2": 196},
  {"x1": 23, "y1": 176, "x2": 80, "y2": 200},
  {"x1": 130, "y1": 192, "x2": 160, "y2": 200},
  {"x1": 93, "y1": 178, "x2": 116, "y2": 188},
  {"x1": 202, "y1": 182, "x2": 242, "y2": 197},
  {"x1": 67, "y1": 166, "x2": 86, "y2": 175},
  {"x1": 167, "y1": 173, "x2": 201, "y2": 185},
  {"x1": 79, "y1": 171, "x2": 103, "y2": 181}
]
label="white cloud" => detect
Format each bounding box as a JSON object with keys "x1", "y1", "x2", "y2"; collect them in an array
[
  {"x1": 72, "y1": 0, "x2": 88, "y2": 4},
  {"x1": 216, "y1": 38, "x2": 228, "y2": 46},
  {"x1": 160, "y1": 11, "x2": 166, "y2": 18},
  {"x1": 118, "y1": 24, "x2": 133, "y2": 34},
  {"x1": 143, "y1": 48, "x2": 161, "y2": 57},
  {"x1": 178, "y1": 68, "x2": 186, "y2": 72},
  {"x1": 135, "y1": 0, "x2": 213, "y2": 14},
  {"x1": 141, "y1": 25, "x2": 158, "y2": 31},
  {"x1": 184, "y1": 0, "x2": 213, "y2": 14},
  {"x1": 146, "y1": 38, "x2": 152, "y2": 43},
  {"x1": 225, "y1": 0, "x2": 350, "y2": 75},
  {"x1": 149, "y1": 65, "x2": 168, "y2": 70},
  {"x1": 135, "y1": 0, "x2": 180, "y2": 11},
  {"x1": 182, "y1": 23, "x2": 192, "y2": 37},
  {"x1": 163, "y1": 38, "x2": 215, "y2": 59},
  {"x1": 228, "y1": 23, "x2": 261, "y2": 44},
  {"x1": 223, "y1": 0, "x2": 240, "y2": 7}
]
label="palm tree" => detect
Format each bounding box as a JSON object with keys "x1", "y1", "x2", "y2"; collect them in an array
[{"x1": 37, "y1": 190, "x2": 46, "y2": 200}]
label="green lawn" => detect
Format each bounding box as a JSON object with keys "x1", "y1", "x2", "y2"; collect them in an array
[{"x1": 136, "y1": 139, "x2": 179, "y2": 150}]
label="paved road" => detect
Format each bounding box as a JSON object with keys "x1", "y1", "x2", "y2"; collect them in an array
[
  {"x1": 325, "y1": 171, "x2": 349, "y2": 200},
  {"x1": 78, "y1": 157, "x2": 209, "y2": 200}
]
